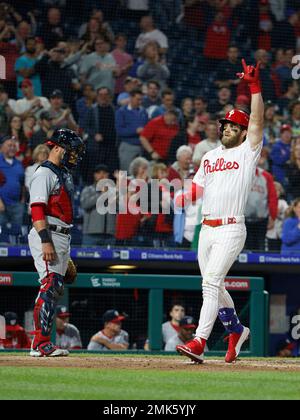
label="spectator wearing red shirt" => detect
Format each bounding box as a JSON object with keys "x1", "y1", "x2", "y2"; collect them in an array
[
  {"x1": 0, "y1": 20, "x2": 19, "y2": 98},
  {"x1": 151, "y1": 163, "x2": 174, "y2": 248},
  {"x1": 257, "y1": 0, "x2": 274, "y2": 51},
  {"x1": 168, "y1": 115, "x2": 202, "y2": 164},
  {"x1": 140, "y1": 110, "x2": 180, "y2": 163},
  {"x1": 0, "y1": 312, "x2": 31, "y2": 350},
  {"x1": 115, "y1": 158, "x2": 150, "y2": 246},
  {"x1": 183, "y1": 0, "x2": 205, "y2": 30},
  {"x1": 203, "y1": 12, "x2": 231, "y2": 70}
]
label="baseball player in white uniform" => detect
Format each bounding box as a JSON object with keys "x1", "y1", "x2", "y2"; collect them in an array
[
  {"x1": 87, "y1": 310, "x2": 129, "y2": 351},
  {"x1": 176, "y1": 60, "x2": 264, "y2": 364},
  {"x1": 165, "y1": 316, "x2": 196, "y2": 352},
  {"x1": 28, "y1": 129, "x2": 85, "y2": 357},
  {"x1": 162, "y1": 303, "x2": 185, "y2": 344},
  {"x1": 56, "y1": 306, "x2": 82, "y2": 350}
]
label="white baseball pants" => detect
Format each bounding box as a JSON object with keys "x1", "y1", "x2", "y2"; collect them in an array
[
  {"x1": 196, "y1": 223, "x2": 247, "y2": 340},
  {"x1": 28, "y1": 228, "x2": 71, "y2": 281}
]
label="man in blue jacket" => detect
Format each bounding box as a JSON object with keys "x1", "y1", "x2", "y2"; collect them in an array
[
  {"x1": 116, "y1": 88, "x2": 149, "y2": 171},
  {"x1": 270, "y1": 124, "x2": 292, "y2": 186},
  {"x1": 281, "y1": 198, "x2": 300, "y2": 253},
  {"x1": 0, "y1": 136, "x2": 25, "y2": 226}
]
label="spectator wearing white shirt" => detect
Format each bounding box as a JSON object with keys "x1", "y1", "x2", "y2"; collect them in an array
[
  {"x1": 137, "y1": 42, "x2": 170, "y2": 89},
  {"x1": 193, "y1": 121, "x2": 221, "y2": 167},
  {"x1": 165, "y1": 316, "x2": 197, "y2": 352},
  {"x1": 162, "y1": 303, "x2": 185, "y2": 345},
  {"x1": 25, "y1": 144, "x2": 50, "y2": 191},
  {"x1": 80, "y1": 36, "x2": 118, "y2": 93},
  {"x1": 269, "y1": 0, "x2": 286, "y2": 22},
  {"x1": 48, "y1": 90, "x2": 78, "y2": 132},
  {"x1": 135, "y1": 15, "x2": 169, "y2": 56},
  {"x1": 8, "y1": 79, "x2": 50, "y2": 121},
  {"x1": 125, "y1": 0, "x2": 150, "y2": 20}
]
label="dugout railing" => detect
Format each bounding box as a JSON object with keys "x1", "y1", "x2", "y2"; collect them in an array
[{"x1": 0, "y1": 273, "x2": 269, "y2": 357}]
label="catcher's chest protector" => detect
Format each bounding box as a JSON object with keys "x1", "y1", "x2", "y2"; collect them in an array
[{"x1": 41, "y1": 161, "x2": 74, "y2": 224}]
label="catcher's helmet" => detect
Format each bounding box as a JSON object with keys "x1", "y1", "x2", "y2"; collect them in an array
[
  {"x1": 219, "y1": 109, "x2": 250, "y2": 133},
  {"x1": 47, "y1": 129, "x2": 85, "y2": 169}
]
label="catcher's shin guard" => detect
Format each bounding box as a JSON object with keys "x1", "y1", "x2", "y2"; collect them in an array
[{"x1": 33, "y1": 273, "x2": 64, "y2": 347}]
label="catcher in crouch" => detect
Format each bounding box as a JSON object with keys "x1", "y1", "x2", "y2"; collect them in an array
[{"x1": 28, "y1": 129, "x2": 85, "y2": 357}]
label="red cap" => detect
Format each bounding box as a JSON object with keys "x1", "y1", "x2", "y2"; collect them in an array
[
  {"x1": 103, "y1": 310, "x2": 126, "y2": 324},
  {"x1": 280, "y1": 124, "x2": 292, "y2": 133},
  {"x1": 219, "y1": 109, "x2": 250, "y2": 129},
  {"x1": 179, "y1": 316, "x2": 197, "y2": 329},
  {"x1": 56, "y1": 305, "x2": 71, "y2": 319},
  {"x1": 21, "y1": 79, "x2": 33, "y2": 88}
]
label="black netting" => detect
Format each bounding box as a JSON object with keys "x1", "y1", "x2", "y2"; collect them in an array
[
  {"x1": 68, "y1": 288, "x2": 149, "y2": 349},
  {"x1": 0, "y1": 1, "x2": 299, "y2": 252},
  {"x1": 164, "y1": 290, "x2": 250, "y2": 352},
  {"x1": 0, "y1": 284, "x2": 251, "y2": 352}
]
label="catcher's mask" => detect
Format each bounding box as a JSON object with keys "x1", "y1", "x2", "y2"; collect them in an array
[
  {"x1": 46, "y1": 129, "x2": 85, "y2": 170},
  {"x1": 219, "y1": 109, "x2": 250, "y2": 137}
]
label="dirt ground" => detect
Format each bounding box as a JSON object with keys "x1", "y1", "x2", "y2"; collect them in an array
[{"x1": 1, "y1": 355, "x2": 300, "y2": 373}]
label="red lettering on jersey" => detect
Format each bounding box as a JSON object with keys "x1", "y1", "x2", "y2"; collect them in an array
[{"x1": 204, "y1": 158, "x2": 240, "y2": 175}]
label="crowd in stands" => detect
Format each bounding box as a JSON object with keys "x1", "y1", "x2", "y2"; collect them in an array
[{"x1": 0, "y1": 0, "x2": 300, "y2": 252}]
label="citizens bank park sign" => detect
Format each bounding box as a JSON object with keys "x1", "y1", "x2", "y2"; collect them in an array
[
  {"x1": 224, "y1": 279, "x2": 250, "y2": 291},
  {"x1": 0, "y1": 274, "x2": 13, "y2": 286}
]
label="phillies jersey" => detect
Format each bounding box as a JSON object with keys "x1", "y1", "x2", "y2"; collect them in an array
[
  {"x1": 194, "y1": 138, "x2": 263, "y2": 218},
  {"x1": 29, "y1": 162, "x2": 74, "y2": 227}
]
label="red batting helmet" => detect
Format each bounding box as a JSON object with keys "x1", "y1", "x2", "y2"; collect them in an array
[{"x1": 219, "y1": 109, "x2": 250, "y2": 132}]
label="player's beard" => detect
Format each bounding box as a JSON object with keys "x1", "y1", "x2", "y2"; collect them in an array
[{"x1": 221, "y1": 132, "x2": 244, "y2": 149}]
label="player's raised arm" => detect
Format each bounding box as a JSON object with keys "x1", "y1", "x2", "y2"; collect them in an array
[{"x1": 237, "y1": 59, "x2": 264, "y2": 149}]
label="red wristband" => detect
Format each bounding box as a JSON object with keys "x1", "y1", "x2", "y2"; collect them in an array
[{"x1": 249, "y1": 82, "x2": 262, "y2": 95}]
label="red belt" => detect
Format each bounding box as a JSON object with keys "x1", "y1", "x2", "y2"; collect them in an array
[{"x1": 203, "y1": 218, "x2": 237, "y2": 228}]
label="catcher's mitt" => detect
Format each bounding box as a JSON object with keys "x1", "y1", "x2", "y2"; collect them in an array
[{"x1": 64, "y1": 259, "x2": 77, "y2": 285}]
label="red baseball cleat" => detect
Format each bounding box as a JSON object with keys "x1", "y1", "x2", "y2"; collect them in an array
[
  {"x1": 224, "y1": 327, "x2": 250, "y2": 364},
  {"x1": 176, "y1": 338, "x2": 205, "y2": 363}
]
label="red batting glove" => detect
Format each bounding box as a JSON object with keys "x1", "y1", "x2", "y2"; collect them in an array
[
  {"x1": 236, "y1": 59, "x2": 261, "y2": 95},
  {"x1": 175, "y1": 183, "x2": 204, "y2": 208}
]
